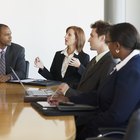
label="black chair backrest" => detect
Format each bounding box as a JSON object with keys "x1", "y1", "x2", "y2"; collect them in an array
[
  {"x1": 86, "y1": 109, "x2": 140, "y2": 140},
  {"x1": 25, "y1": 60, "x2": 29, "y2": 78},
  {"x1": 124, "y1": 109, "x2": 140, "y2": 140}
]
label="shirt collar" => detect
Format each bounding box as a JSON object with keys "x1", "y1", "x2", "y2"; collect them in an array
[
  {"x1": 95, "y1": 50, "x2": 109, "y2": 62},
  {"x1": 0, "y1": 46, "x2": 7, "y2": 52},
  {"x1": 116, "y1": 49, "x2": 140, "y2": 71},
  {"x1": 61, "y1": 48, "x2": 79, "y2": 56}
]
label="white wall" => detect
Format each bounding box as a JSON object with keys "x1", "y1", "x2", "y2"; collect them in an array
[{"x1": 0, "y1": 0, "x2": 104, "y2": 79}]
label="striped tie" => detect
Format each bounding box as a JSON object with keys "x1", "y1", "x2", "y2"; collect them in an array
[{"x1": 0, "y1": 50, "x2": 6, "y2": 75}]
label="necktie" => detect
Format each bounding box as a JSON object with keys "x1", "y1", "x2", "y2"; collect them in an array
[
  {"x1": 81, "y1": 57, "x2": 96, "y2": 79},
  {"x1": 0, "y1": 51, "x2": 6, "y2": 75},
  {"x1": 87, "y1": 57, "x2": 96, "y2": 72},
  {"x1": 92, "y1": 57, "x2": 96, "y2": 65}
]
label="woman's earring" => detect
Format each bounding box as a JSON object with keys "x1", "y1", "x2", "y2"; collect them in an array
[{"x1": 115, "y1": 49, "x2": 120, "y2": 53}]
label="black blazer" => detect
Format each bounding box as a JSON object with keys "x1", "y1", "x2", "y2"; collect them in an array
[
  {"x1": 66, "y1": 52, "x2": 116, "y2": 97},
  {"x1": 5, "y1": 43, "x2": 26, "y2": 79},
  {"x1": 38, "y1": 50, "x2": 90, "y2": 85},
  {"x1": 70, "y1": 54, "x2": 140, "y2": 130}
]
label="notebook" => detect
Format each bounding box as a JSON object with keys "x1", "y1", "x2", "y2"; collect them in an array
[
  {"x1": 10, "y1": 67, "x2": 55, "y2": 102},
  {"x1": 31, "y1": 101, "x2": 97, "y2": 116}
]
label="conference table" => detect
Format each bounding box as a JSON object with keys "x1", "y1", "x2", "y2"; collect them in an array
[{"x1": 0, "y1": 82, "x2": 76, "y2": 140}]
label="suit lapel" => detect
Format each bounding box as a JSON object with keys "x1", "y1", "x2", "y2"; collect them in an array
[
  {"x1": 79, "y1": 53, "x2": 110, "y2": 86},
  {"x1": 79, "y1": 60, "x2": 102, "y2": 85}
]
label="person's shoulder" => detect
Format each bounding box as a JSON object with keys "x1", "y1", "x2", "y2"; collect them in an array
[
  {"x1": 79, "y1": 51, "x2": 89, "y2": 57},
  {"x1": 101, "y1": 52, "x2": 117, "y2": 65},
  {"x1": 129, "y1": 54, "x2": 140, "y2": 67},
  {"x1": 55, "y1": 50, "x2": 64, "y2": 55},
  {"x1": 10, "y1": 43, "x2": 24, "y2": 50},
  {"x1": 104, "y1": 51, "x2": 115, "y2": 60},
  {"x1": 56, "y1": 50, "x2": 63, "y2": 53}
]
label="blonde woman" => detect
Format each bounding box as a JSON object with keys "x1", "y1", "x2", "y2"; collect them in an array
[{"x1": 35, "y1": 26, "x2": 89, "y2": 85}]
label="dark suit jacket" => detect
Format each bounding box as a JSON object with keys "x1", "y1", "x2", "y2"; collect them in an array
[
  {"x1": 66, "y1": 52, "x2": 116, "y2": 97},
  {"x1": 38, "y1": 50, "x2": 90, "y2": 85},
  {"x1": 5, "y1": 43, "x2": 26, "y2": 79},
  {"x1": 70, "y1": 54, "x2": 140, "y2": 129}
]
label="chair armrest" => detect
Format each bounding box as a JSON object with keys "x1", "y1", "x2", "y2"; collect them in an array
[
  {"x1": 85, "y1": 127, "x2": 125, "y2": 140},
  {"x1": 98, "y1": 127, "x2": 126, "y2": 137},
  {"x1": 86, "y1": 137, "x2": 122, "y2": 140}
]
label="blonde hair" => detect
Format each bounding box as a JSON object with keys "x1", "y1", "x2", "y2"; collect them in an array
[{"x1": 66, "y1": 26, "x2": 85, "y2": 53}]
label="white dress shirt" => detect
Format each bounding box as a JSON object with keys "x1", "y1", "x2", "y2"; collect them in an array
[{"x1": 61, "y1": 48, "x2": 78, "y2": 78}]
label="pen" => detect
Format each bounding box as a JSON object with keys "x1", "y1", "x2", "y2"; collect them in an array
[{"x1": 50, "y1": 89, "x2": 58, "y2": 100}]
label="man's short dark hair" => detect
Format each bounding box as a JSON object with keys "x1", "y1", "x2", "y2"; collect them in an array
[
  {"x1": 90, "y1": 20, "x2": 110, "y2": 37},
  {"x1": 0, "y1": 24, "x2": 9, "y2": 32}
]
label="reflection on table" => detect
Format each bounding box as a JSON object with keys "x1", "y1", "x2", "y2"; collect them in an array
[{"x1": 0, "y1": 83, "x2": 76, "y2": 140}]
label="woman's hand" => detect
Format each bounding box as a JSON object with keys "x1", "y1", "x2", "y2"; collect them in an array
[
  {"x1": 0, "y1": 74, "x2": 11, "y2": 82},
  {"x1": 69, "y1": 57, "x2": 81, "y2": 68},
  {"x1": 34, "y1": 57, "x2": 44, "y2": 69}
]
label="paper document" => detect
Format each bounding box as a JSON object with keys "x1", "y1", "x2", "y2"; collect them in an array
[{"x1": 37, "y1": 101, "x2": 56, "y2": 107}]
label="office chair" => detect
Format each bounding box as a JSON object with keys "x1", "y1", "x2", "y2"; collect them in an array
[
  {"x1": 86, "y1": 108, "x2": 140, "y2": 140},
  {"x1": 25, "y1": 60, "x2": 29, "y2": 78},
  {"x1": 97, "y1": 127, "x2": 126, "y2": 138},
  {"x1": 86, "y1": 127, "x2": 125, "y2": 140}
]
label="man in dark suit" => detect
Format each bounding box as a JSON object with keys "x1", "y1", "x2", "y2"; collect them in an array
[
  {"x1": 0, "y1": 24, "x2": 26, "y2": 82},
  {"x1": 56, "y1": 20, "x2": 116, "y2": 97}
]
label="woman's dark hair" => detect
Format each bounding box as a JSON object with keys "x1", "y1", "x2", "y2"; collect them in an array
[{"x1": 109, "y1": 22, "x2": 140, "y2": 50}]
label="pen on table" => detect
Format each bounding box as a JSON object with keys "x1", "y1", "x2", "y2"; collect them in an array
[{"x1": 50, "y1": 89, "x2": 58, "y2": 100}]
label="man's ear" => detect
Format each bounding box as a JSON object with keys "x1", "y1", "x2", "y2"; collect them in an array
[{"x1": 100, "y1": 35, "x2": 105, "y2": 42}]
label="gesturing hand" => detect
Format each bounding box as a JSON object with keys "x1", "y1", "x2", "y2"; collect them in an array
[
  {"x1": 34, "y1": 57, "x2": 44, "y2": 69},
  {"x1": 69, "y1": 57, "x2": 81, "y2": 68}
]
